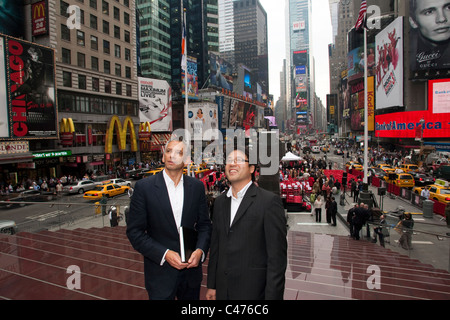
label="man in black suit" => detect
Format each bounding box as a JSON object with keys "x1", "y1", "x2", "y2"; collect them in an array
[
  {"x1": 127, "y1": 139, "x2": 212, "y2": 300},
  {"x1": 206, "y1": 147, "x2": 287, "y2": 300}
]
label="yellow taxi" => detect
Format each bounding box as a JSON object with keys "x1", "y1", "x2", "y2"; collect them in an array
[
  {"x1": 346, "y1": 161, "x2": 363, "y2": 171},
  {"x1": 142, "y1": 167, "x2": 164, "y2": 178},
  {"x1": 83, "y1": 183, "x2": 130, "y2": 201},
  {"x1": 384, "y1": 173, "x2": 415, "y2": 188},
  {"x1": 397, "y1": 164, "x2": 420, "y2": 173},
  {"x1": 183, "y1": 165, "x2": 211, "y2": 177},
  {"x1": 415, "y1": 180, "x2": 450, "y2": 204},
  {"x1": 375, "y1": 164, "x2": 396, "y2": 174}
]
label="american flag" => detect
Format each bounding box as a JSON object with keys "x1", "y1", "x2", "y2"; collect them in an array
[{"x1": 354, "y1": 0, "x2": 367, "y2": 32}]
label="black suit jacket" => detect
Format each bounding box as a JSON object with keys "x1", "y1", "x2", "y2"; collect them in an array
[
  {"x1": 207, "y1": 183, "x2": 287, "y2": 300},
  {"x1": 126, "y1": 171, "x2": 212, "y2": 299}
]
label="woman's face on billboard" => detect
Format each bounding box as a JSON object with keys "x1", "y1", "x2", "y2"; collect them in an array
[{"x1": 411, "y1": 0, "x2": 450, "y2": 43}]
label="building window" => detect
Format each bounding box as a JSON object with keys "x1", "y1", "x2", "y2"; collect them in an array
[
  {"x1": 90, "y1": 0, "x2": 97, "y2": 9},
  {"x1": 105, "y1": 80, "x2": 111, "y2": 93},
  {"x1": 77, "y1": 30, "x2": 85, "y2": 46},
  {"x1": 78, "y1": 74, "x2": 87, "y2": 89},
  {"x1": 62, "y1": 48, "x2": 71, "y2": 64},
  {"x1": 124, "y1": 30, "x2": 130, "y2": 43},
  {"x1": 91, "y1": 35, "x2": 98, "y2": 50},
  {"x1": 124, "y1": 48, "x2": 130, "y2": 61},
  {"x1": 114, "y1": 6, "x2": 120, "y2": 20},
  {"x1": 116, "y1": 82, "x2": 122, "y2": 95},
  {"x1": 115, "y1": 63, "x2": 121, "y2": 77},
  {"x1": 103, "y1": 40, "x2": 110, "y2": 54},
  {"x1": 125, "y1": 66, "x2": 131, "y2": 78},
  {"x1": 91, "y1": 56, "x2": 99, "y2": 71},
  {"x1": 61, "y1": 24, "x2": 70, "y2": 41},
  {"x1": 63, "y1": 71, "x2": 72, "y2": 87},
  {"x1": 103, "y1": 20, "x2": 109, "y2": 34},
  {"x1": 90, "y1": 14, "x2": 97, "y2": 30},
  {"x1": 114, "y1": 44, "x2": 121, "y2": 58},
  {"x1": 104, "y1": 60, "x2": 110, "y2": 74},
  {"x1": 60, "y1": 0, "x2": 69, "y2": 15},
  {"x1": 114, "y1": 26, "x2": 120, "y2": 39},
  {"x1": 126, "y1": 84, "x2": 132, "y2": 97},
  {"x1": 102, "y1": 0, "x2": 109, "y2": 15},
  {"x1": 92, "y1": 77, "x2": 100, "y2": 92},
  {"x1": 77, "y1": 52, "x2": 86, "y2": 68},
  {"x1": 124, "y1": 12, "x2": 130, "y2": 25}
]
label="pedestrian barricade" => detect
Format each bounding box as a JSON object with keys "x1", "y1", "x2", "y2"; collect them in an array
[{"x1": 410, "y1": 192, "x2": 424, "y2": 208}]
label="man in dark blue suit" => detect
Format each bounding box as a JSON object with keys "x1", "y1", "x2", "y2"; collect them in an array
[{"x1": 127, "y1": 139, "x2": 212, "y2": 300}]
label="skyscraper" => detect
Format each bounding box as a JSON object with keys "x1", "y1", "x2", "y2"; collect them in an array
[
  {"x1": 286, "y1": 0, "x2": 313, "y2": 128},
  {"x1": 233, "y1": 0, "x2": 269, "y2": 95}
]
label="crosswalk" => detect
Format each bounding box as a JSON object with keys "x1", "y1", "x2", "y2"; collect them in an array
[{"x1": 26, "y1": 210, "x2": 68, "y2": 222}]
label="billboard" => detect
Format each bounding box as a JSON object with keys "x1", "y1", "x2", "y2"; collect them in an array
[
  {"x1": 293, "y1": 50, "x2": 308, "y2": 67},
  {"x1": 409, "y1": 0, "x2": 450, "y2": 78},
  {"x1": 350, "y1": 77, "x2": 374, "y2": 132},
  {"x1": 428, "y1": 78, "x2": 450, "y2": 114},
  {"x1": 347, "y1": 43, "x2": 375, "y2": 82},
  {"x1": 0, "y1": 37, "x2": 8, "y2": 137},
  {"x1": 209, "y1": 53, "x2": 233, "y2": 91},
  {"x1": 375, "y1": 111, "x2": 450, "y2": 139},
  {"x1": 138, "y1": 77, "x2": 172, "y2": 132},
  {"x1": 375, "y1": 16, "x2": 403, "y2": 109},
  {"x1": 2, "y1": 36, "x2": 57, "y2": 139},
  {"x1": 32, "y1": 1, "x2": 49, "y2": 36},
  {"x1": 187, "y1": 103, "x2": 218, "y2": 140},
  {"x1": 182, "y1": 56, "x2": 199, "y2": 100}
]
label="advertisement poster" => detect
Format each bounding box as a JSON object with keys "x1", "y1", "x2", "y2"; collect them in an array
[
  {"x1": 375, "y1": 16, "x2": 403, "y2": 109},
  {"x1": 209, "y1": 53, "x2": 233, "y2": 91},
  {"x1": 182, "y1": 56, "x2": 199, "y2": 100},
  {"x1": 5, "y1": 37, "x2": 57, "y2": 139},
  {"x1": 188, "y1": 103, "x2": 218, "y2": 140},
  {"x1": 350, "y1": 77, "x2": 374, "y2": 132},
  {"x1": 409, "y1": 0, "x2": 450, "y2": 77},
  {"x1": 138, "y1": 77, "x2": 172, "y2": 132},
  {"x1": 429, "y1": 79, "x2": 450, "y2": 114}
]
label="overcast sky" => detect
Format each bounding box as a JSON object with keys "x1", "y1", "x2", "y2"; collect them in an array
[{"x1": 259, "y1": 0, "x2": 333, "y2": 105}]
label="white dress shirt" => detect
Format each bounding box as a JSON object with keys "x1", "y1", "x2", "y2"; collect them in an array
[
  {"x1": 227, "y1": 180, "x2": 253, "y2": 226},
  {"x1": 163, "y1": 169, "x2": 184, "y2": 231}
]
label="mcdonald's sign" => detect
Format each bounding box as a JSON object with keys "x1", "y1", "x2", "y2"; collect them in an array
[
  {"x1": 105, "y1": 116, "x2": 138, "y2": 154},
  {"x1": 32, "y1": 1, "x2": 48, "y2": 36},
  {"x1": 60, "y1": 118, "x2": 75, "y2": 146},
  {"x1": 139, "y1": 122, "x2": 151, "y2": 141}
]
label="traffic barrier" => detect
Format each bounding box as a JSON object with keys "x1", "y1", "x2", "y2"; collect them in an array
[{"x1": 432, "y1": 199, "x2": 446, "y2": 217}]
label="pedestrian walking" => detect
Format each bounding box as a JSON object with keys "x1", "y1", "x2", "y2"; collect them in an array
[{"x1": 314, "y1": 195, "x2": 324, "y2": 223}]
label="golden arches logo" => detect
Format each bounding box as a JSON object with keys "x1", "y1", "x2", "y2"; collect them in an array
[
  {"x1": 33, "y1": 2, "x2": 46, "y2": 19},
  {"x1": 60, "y1": 118, "x2": 75, "y2": 133},
  {"x1": 105, "y1": 116, "x2": 138, "y2": 154},
  {"x1": 139, "y1": 122, "x2": 151, "y2": 141}
]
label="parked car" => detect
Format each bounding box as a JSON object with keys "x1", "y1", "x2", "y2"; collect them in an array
[
  {"x1": 83, "y1": 183, "x2": 131, "y2": 201},
  {"x1": 0, "y1": 190, "x2": 56, "y2": 208},
  {"x1": 334, "y1": 148, "x2": 344, "y2": 155},
  {"x1": 0, "y1": 220, "x2": 18, "y2": 234},
  {"x1": 62, "y1": 180, "x2": 98, "y2": 194},
  {"x1": 100, "y1": 178, "x2": 132, "y2": 187},
  {"x1": 412, "y1": 173, "x2": 435, "y2": 187},
  {"x1": 127, "y1": 168, "x2": 145, "y2": 179}
]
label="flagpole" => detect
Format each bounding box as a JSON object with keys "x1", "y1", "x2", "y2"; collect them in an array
[
  {"x1": 183, "y1": 8, "x2": 189, "y2": 132},
  {"x1": 363, "y1": 26, "x2": 368, "y2": 184}
]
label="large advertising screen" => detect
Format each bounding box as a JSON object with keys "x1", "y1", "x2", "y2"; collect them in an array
[
  {"x1": 2, "y1": 36, "x2": 57, "y2": 139},
  {"x1": 375, "y1": 111, "x2": 450, "y2": 138},
  {"x1": 209, "y1": 53, "x2": 233, "y2": 91},
  {"x1": 350, "y1": 77, "x2": 374, "y2": 132},
  {"x1": 375, "y1": 16, "x2": 403, "y2": 109},
  {"x1": 409, "y1": 0, "x2": 450, "y2": 78},
  {"x1": 0, "y1": 1, "x2": 24, "y2": 38},
  {"x1": 138, "y1": 77, "x2": 172, "y2": 132}
]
